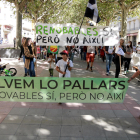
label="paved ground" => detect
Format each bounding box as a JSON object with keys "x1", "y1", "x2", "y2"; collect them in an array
[
  {"x1": 0, "y1": 55, "x2": 140, "y2": 140},
  {"x1": 0, "y1": 43, "x2": 14, "y2": 48}
]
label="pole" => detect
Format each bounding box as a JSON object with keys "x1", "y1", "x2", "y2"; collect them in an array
[
  {"x1": 63, "y1": 14, "x2": 86, "y2": 77},
  {"x1": 119, "y1": 55, "x2": 121, "y2": 74}
]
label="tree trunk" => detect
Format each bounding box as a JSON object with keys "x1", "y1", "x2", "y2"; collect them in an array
[
  {"x1": 16, "y1": 6, "x2": 22, "y2": 49},
  {"x1": 106, "y1": 20, "x2": 110, "y2": 26},
  {"x1": 121, "y1": 7, "x2": 128, "y2": 40},
  {"x1": 34, "y1": 22, "x2": 36, "y2": 42}
]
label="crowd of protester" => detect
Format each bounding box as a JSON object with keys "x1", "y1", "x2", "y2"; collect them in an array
[{"x1": 17, "y1": 37, "x2": 140, "y2": 83}]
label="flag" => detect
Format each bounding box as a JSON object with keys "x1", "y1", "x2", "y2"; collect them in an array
[
  {"x1": 85, "y1": 0, "x2": 101, "y2": 23},
  {"x1": 48, "y1": 46, "x2": 59, "y2": 54}
]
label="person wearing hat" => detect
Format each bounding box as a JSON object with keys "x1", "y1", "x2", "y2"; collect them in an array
[{"x1": 56, "y1": 50, "x2": 73, "y2": 77}]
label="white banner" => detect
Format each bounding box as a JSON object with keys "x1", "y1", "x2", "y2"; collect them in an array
[{"x1": 36, "y1": 23, "x2": 119, "y2": 46}]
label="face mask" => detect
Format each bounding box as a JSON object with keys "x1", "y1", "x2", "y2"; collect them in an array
[
  {"x1": 138, "y1": 44, "x2": 140, "y2": 47},
  {"x1": 128, "y1": 43, "x2": 130, "y2": 46}
]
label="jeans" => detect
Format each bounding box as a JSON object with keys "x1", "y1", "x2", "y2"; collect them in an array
[
  {"x1": 80, "y1": 48, "x2": 83, "y2": 60},
  {"x1": 84, "y1": 52, "x2": 86, "y2": 60},
  {"x1": 49, "y1": 69, "x2": 54, "y2": 76},
  {"x1": 106, "y1": 54, "x2": 113, "y2": 73},
  {"x1": 23, "y1": 55, "x2": 28, "y2": 74},
  {"x1": 29, "y1": 60, "x2": 35, "y2": 77},
  {"x1": 124, "y1": 57, "x2": 131, "y2": 71},
  {"x1": 70, "y1": 53, "x2": 74, "y2": 62}
]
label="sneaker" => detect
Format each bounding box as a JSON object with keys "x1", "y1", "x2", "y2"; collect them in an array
[
  {"x1": 24, "y1": 74, "x2": 27, "y2": 77},
  {"x1": 124, "y1": 71, "x2": 126, "y2": 75},
  {"x1": 109, "y1": 72, "x2": 111, "y2": 74},
  {"x1": 106, "y1": 72, "x2": 109, "y2": 76},
  {"x1": 127, "y1": 70, "x2": 129, "y2": 73}
]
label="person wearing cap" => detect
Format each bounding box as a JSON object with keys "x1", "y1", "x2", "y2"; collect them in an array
[{"x1": 56, "y1": 50, "x2": 73, "y2": 77}]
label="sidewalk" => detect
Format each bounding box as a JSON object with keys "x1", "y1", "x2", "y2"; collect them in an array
[
  {"x1": 0, "y1": 56, "x2": 140, "y2": 140},
  {"x1": 0, "y1": 43, "x2": 14, "y2": 48}
]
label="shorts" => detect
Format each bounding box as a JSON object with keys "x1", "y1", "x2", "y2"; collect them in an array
[{"x1": 86, "y1": 53, "x2": 95, "y2": 62}]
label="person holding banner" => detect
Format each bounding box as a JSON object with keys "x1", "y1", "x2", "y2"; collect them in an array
[
  {"x1": 114, "y1": 39, "x2": 125, "y2": 78},
  {"x1": 24, "y1": 38, "x2": 37, "y2": 77},
  {"x1": 56, "y1": 50, "x2": 73, "y2": 77},
  {"x1": 105, "y1": 46, "x2": 115, "y2": 76},
  {"x1": 124, "y1": 41, "x2": 133, "y2": 75},
  {"x1": 18, "y1": 37, "x2": 28, "y2": 77}
]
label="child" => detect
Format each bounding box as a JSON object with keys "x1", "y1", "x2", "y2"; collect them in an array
[
  {"x1": 37, "y1": 46, "x2": 41, "y2": 59},
  {"x1": 48, "y1": 53, "x2": 55, "y2": 77},
  {"x1": 43, "y1": 47, "x2": 47, "y2": 60},
  {"x1": 56, "y1": 50, "x2": 73, "y2": 77}
]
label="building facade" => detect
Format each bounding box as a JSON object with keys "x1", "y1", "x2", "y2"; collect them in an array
[
  {"x1": 114, "y1": 16, "x2": 140, "y2": 47},
  {"x1": 0, "y1": 1, "x2": 35, "y2": 44}
]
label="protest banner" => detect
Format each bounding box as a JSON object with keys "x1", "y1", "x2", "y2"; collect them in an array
[
  {"x1": 0, "y1": 77, "x2": 129, "y2": 103},
  {"x1": 36, "y1": 23, "x2": 119, "y2": 46}
]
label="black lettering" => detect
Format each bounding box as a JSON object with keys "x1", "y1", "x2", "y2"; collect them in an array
[
  {"x1": 83, "y1": 37, "x2": 89, "y2": 44},
  {"x1": 48, "y1": 80, "x2": 58, "y2": 89},
  {"x1": 107, "y1": 93, "x2": 113, "y2": 100},
  {"x1": 27, "y1": 92, "x2": 31, "y2": 99},
  {"x1": 92, "y1": 38, "x2": 96, "y2": 43},
  {"x1": 66, "y1": 93, "x2": 71, "y2": 100},
  {"x1": 79, "y1": 93, "x2": 86, "y2": 100},
  {"x1": 37, "y1": 35, "x2": 42, "y2": 43},
  {"x1": 4, "y1": 79, "x2": 13, "y2": 88},
  {"x1": 48, "y1": 36, "x2": 53, "y2": 43},
  {"x1": 12, "y1": 92, "x2": 19, "y2": 99},
  {"x1": 98, "y1": 80, "x2": 107, "y2": 89},
  {"x1": 72, "y1": 80, "x2": 81, "y2": 89},
  {"x1": 24, "y1": 80, "x2": 34, "y2": 89},
  {"x1": 118, "y1": 81, "x2": 125, "y2": 90},
  {"x1": 109, "y1": 80, "x2": 117, "y2": 89},
  {"x1": 43, "y1": 36, "x2": 47, "y2": 43},
  {"x1": 40, "y1": 80, "x2": 47, "y2": 89},
  {"x1": 103, "y1": 27, "x2": 109, "y2": 36},
  {"x1": 67, "y1": 36, "x2": 73, "y2": 43},
  {"x1": 116, "y1": 93, "x2": 122, "y2": 100},
  {"x1": 83, "y1": 80, "x2": 89, "y2": 89},
  {"x1": 0, "y1": 91, "x2": 6, "y2": 98},
  {"x1": 63, "y1": 80, "x2": 71, "y2": 89},
  {"x1": 97, "y1": 93, "x2": 104, "y2": 100},
  {"x1": 20, "y1": 92, "x2": 25, "y2": 99},
  {"x1": 38, "y1": 92, "x2": 43, "y2": 99},
  {"x1": 60, "y1": 93, "x2": 65, "y2": 99},
  {"x1": 73, "y1": 93, "x2": 78, "y2": 100},
  {"x1": 46, "y1": 92, "x2": 51, "y2": 100},
  {"x1": 91, "y1": 80, "x2": 97, "y2": 89},
  {"x1": 15, "y1": 79, "x2": 22, "y2": 89},
  {"x1": 90, "y1": 93, "x2": 96, "y2": 100},
  {"x1": 32, "y1": 92, "x2": 37, "y2": 99}
]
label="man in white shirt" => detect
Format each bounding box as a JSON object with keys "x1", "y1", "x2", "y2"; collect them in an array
[{"x1": 56, "y1": 50, "x2": 73, "y2": 77}]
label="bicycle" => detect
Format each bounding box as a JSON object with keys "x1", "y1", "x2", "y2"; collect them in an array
[{"x1": 0, "y1": 63, "x2": 17, "y2": 76}]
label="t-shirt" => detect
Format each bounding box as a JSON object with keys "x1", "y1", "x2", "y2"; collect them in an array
[
  {"x1": 56, "y1": 59, "x2": 73, "y2": 77},
  {"x1": 108, "y1": 46, "x2": 114, "y2": 54},
  {"x1": 48, "y1": 58, "x2": 55, "y2": 69},
  {"x1": 87, "y1": 46, "x2": 95, "y2": 53},
  {"x1": 124, "y1": 47, "x2": 133, "y2": 58}
]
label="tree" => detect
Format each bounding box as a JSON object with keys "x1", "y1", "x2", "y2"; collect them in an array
[
  {"x1": 100, "y1": 0, "x2": 140, "y2": 39},
  {"x1": 3, "y1": 0, "x2": 33, "y2": 48},
  {"x1": 23, "y1": 0, "x2": 71, "y2": 40},
  {"x1": 98, "y1": 1, "x2": 121, "y2": 26}
]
